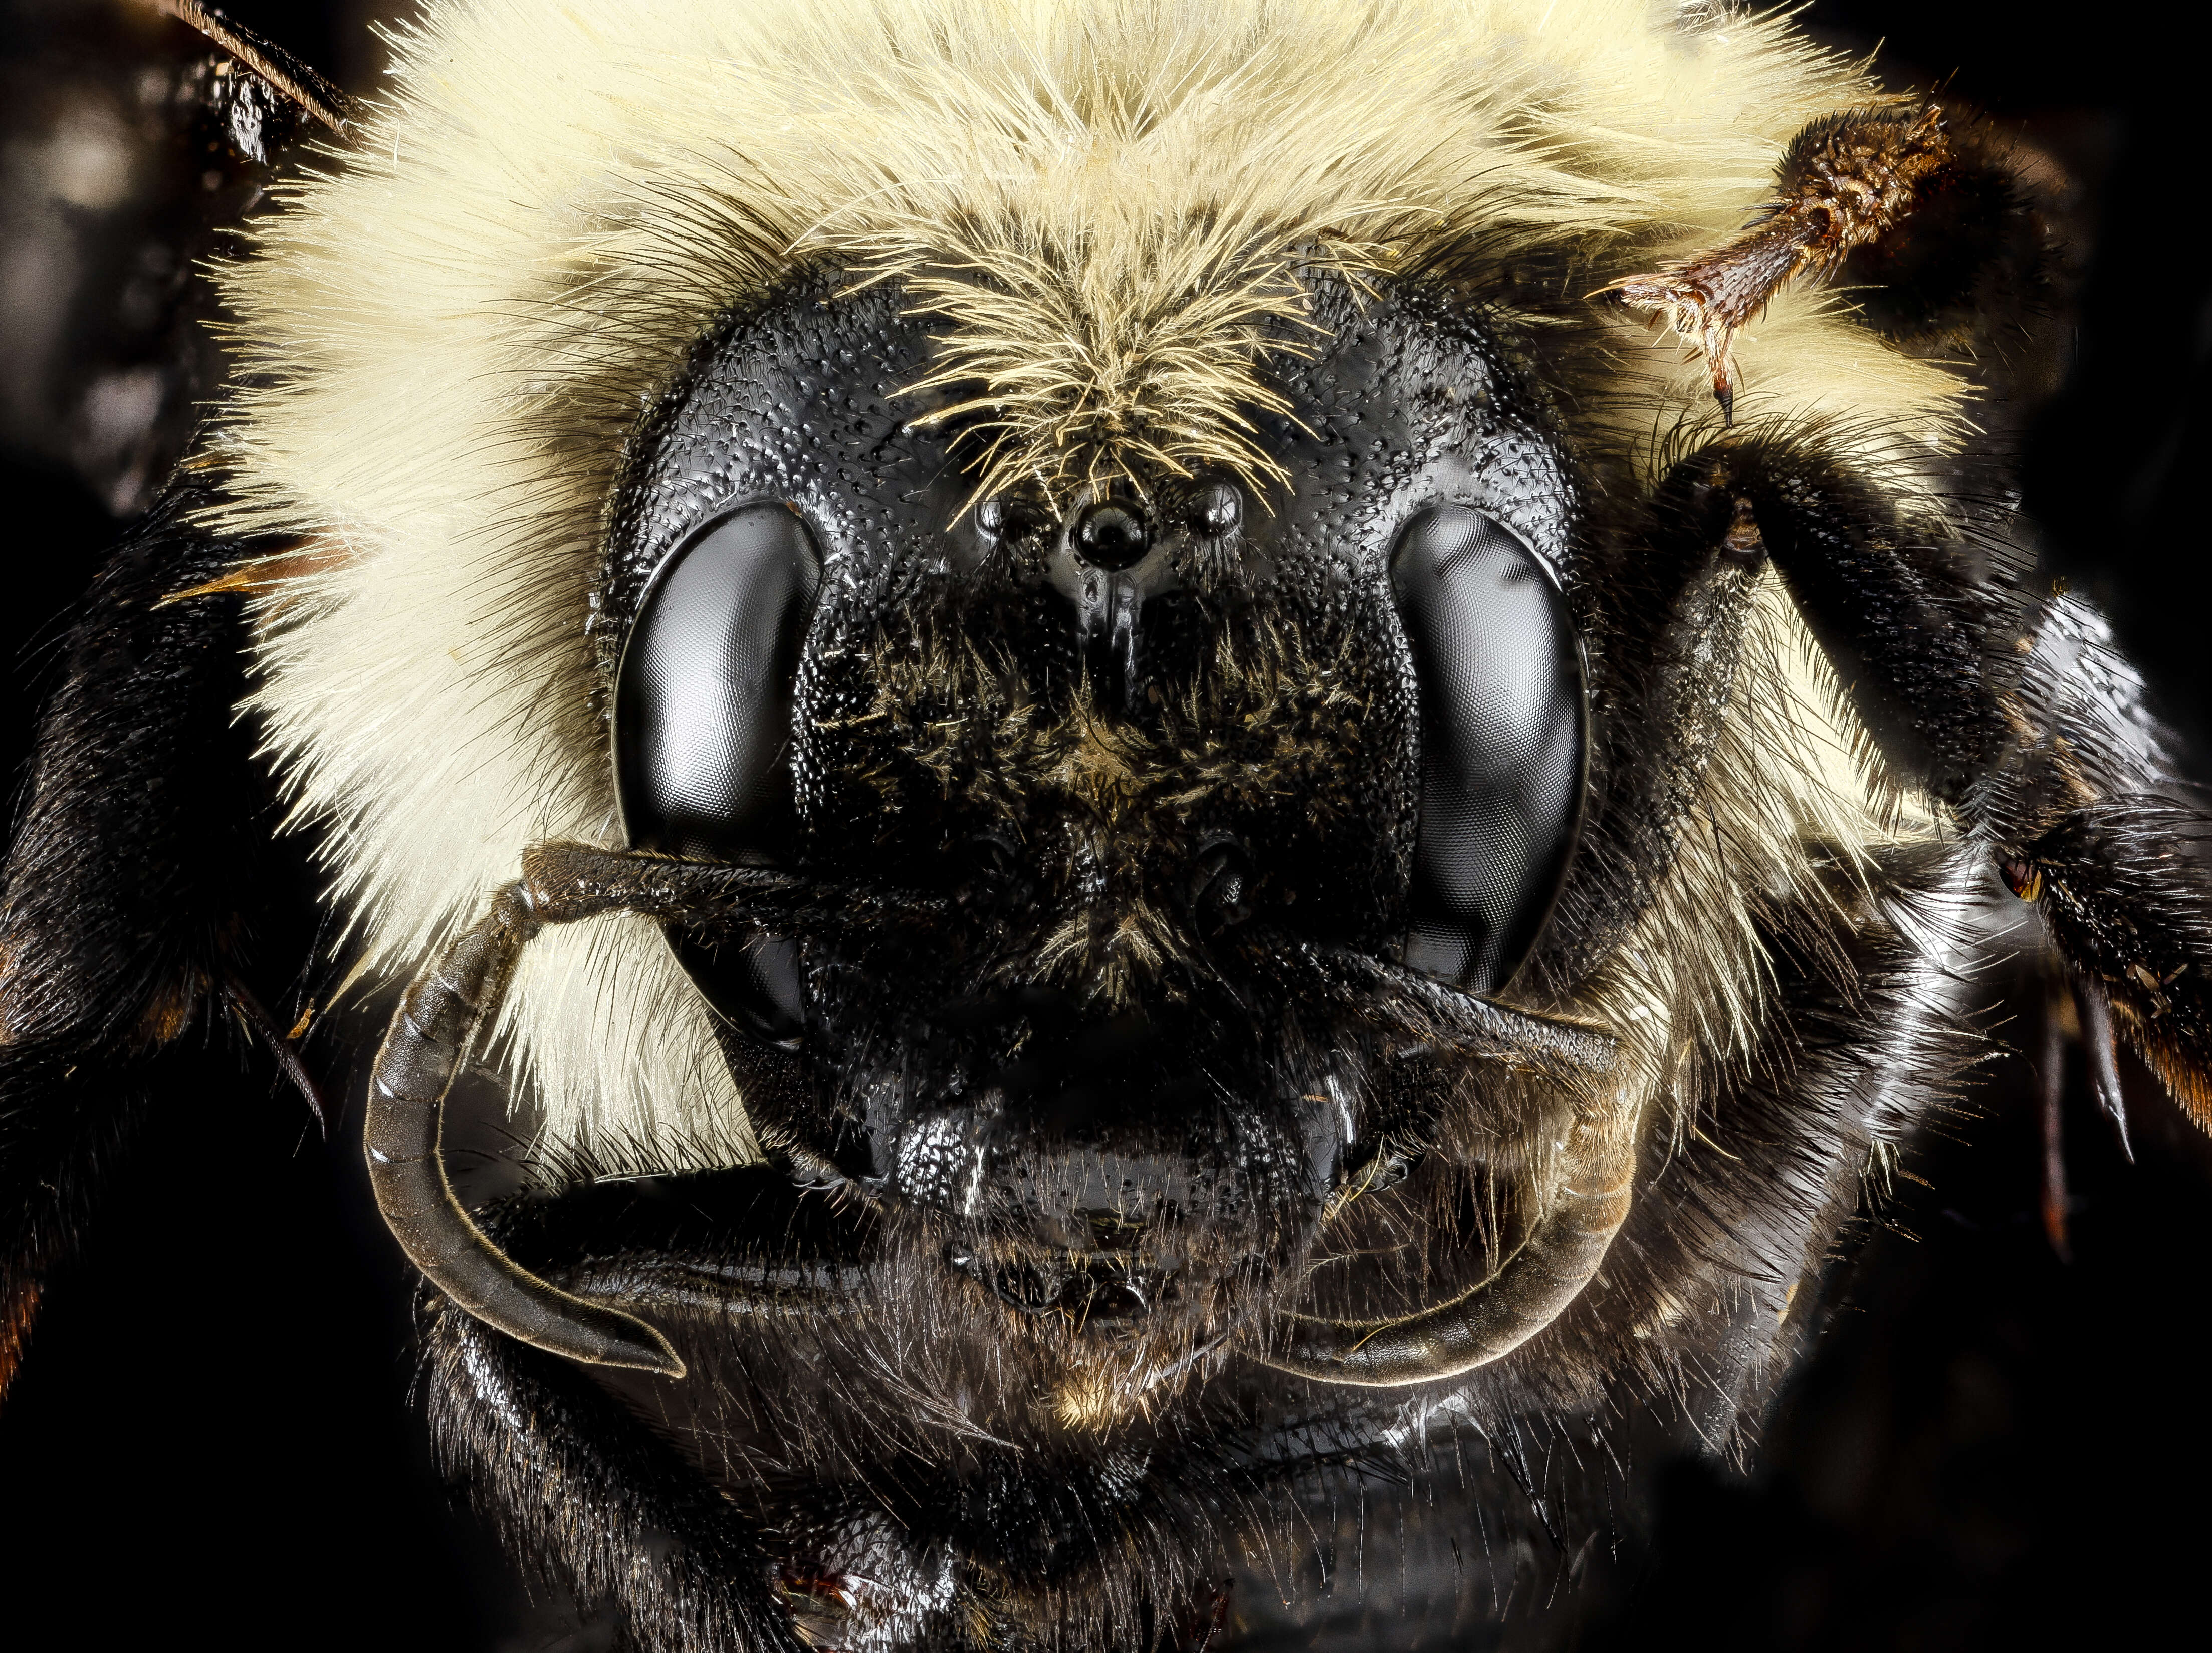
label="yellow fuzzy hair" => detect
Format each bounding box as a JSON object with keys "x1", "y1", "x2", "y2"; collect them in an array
[{"x1": 213, "y1": 0, "x2": 1962, "y2": 1162}]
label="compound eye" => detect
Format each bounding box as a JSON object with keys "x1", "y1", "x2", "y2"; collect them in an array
[
  {"x1": 613, "y1": 503, "x2": 823, "y2": 1044},
  {"x1": 615, "y1": 502, "x2": 822, "y2": 858},
  {"x1": 1390, "y1": 506, "x2": 1585, "y2": 995}
]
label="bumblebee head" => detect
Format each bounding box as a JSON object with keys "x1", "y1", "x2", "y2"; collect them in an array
[{"x1": 595, "y1": 265, "x2": 1588, "y2": 1361}]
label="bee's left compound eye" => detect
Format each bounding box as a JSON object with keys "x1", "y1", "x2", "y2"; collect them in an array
[
  {"x1": 613, "y1": 502, "x2": 824, "y2": 1043},
  {"x1": 1391, "y1": 506, "x2": 1586, "y2": 995}
]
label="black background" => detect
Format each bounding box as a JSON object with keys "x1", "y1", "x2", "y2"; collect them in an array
[{"x1": 2, "y1": 4, "x2": 2207, "y2": 1648}]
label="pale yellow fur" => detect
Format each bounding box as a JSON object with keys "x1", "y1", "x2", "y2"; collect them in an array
[{"x1": 215, "y1": 1, "x2": 1957, "y2": 1161}]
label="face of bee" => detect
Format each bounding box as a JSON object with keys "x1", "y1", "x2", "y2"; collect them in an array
[{"x1": 594, "y1": 267, "x2": 1587, "y2": 1374}]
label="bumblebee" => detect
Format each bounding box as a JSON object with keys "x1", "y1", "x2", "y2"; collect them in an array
[{"x1": 4, "y1": 3, "x2": 2206, "y2": 1648}]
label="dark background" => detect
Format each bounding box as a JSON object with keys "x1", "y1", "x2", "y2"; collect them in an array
[{"x1": 1, "y1": 4, "x2": 2206, "y2": 1648}]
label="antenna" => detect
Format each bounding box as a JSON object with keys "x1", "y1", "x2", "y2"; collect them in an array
[{"x1": 148, "y1": 0, "x2": 354, "y2": 141}]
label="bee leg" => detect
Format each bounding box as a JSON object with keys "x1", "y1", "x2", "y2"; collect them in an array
[
  {"x1": 1969, "y1": 591, "x2": 2212, "y2": 1121},
  {"x1": 1669, "y1": 435, "x2": 2212, "y2": 1124},
  {"x1": 1657, "y1": 437, "x2": 2018, "y2": 805},
  {"x1": 422, "y1": 1296, "x2": 809, "y2": 1653},
  {"x1": 2026, "y1": 968, "x2": 2133, "y2": 1246},
  {"x1": 2039, "y1": 976, "x2": 2074, "y2": 1261},
  {"x1": 1611, "y1": 104, "x2": 2052, "y2": 418},
  {"x1": 0, "y1": 478, "x2": 317, "y2": 1401},
  {"x1": 2075, "y1": 979, "x2": 2133, "y2": 1161},
  {"x1": 2005, "y1": 799, "x2": 2212, "y2": 1123},
  {"x1": 1611, "y1": 106, "x2": 1949, "y2": 418}
]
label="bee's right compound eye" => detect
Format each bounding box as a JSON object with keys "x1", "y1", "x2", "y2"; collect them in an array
[
  {"x1": 613, "y1": 502, "x2": 824, "y2": 1046},
  {"x1": 1390, "y1": 506, "x2": 1586, "y2": 996}
]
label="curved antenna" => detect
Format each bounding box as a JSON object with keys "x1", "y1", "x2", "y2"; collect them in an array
[
  {"x1": 1255, "y1": 1078, "x2": 1639, "y2": 1387},
  {"x1": 148, "y1": 0, "x2": 355, "y2": 141},
  {"x1": 364, "y1": 842, "x2": 938, "y2": 1377},
  {"x1": 366, "y1": 881, "x2": 686, "y2": 1377}
]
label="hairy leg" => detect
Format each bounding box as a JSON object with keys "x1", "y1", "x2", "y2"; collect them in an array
[
  {"x1": 1658, "y1": 433, "x2": 2212, "y2": 1120},
  {"x1": 1612, "y1": 106, "x2": 2053, "y2": 417}
]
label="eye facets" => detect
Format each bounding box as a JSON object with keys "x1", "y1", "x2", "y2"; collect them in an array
[{"x1": 1389, "y1": 506, "x2": 1586, "y2": 995}]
